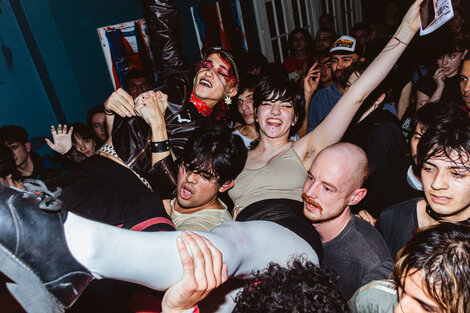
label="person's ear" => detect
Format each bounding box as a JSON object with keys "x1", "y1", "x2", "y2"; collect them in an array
[
  {"x1": 218, "y1": 180, "x2": 234, "y2": 193},
  {"x1": 359, "y1": 57, "x2": 365, "y2": 62},
  {"x1": 24, "y1": 142, "x2": 31, "y2": 153},
  {"x1": 292, "y1": 115, "x2": 298, "y2": 126},
  {"x1": 348, "y1": 188, "x2": 367, "y2": 206},
  {"x1": 375, "y1": 93, "x2": 386, "y2": 105},
  {"x1": 228, "y1": 84, "x2": 238, "y2": 98},
  {"x1": 462, "y1": 49, "x2": 469, "y2": 60}
]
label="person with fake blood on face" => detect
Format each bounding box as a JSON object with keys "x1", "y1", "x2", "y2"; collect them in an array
[{"x1": 101, "y1": 47, "x2": 239, "y2": 200}]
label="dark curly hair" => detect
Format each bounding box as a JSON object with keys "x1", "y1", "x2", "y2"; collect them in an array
[
  {"x1": 394, "y1": 223, "x2": 470, "y2": 313},
  {"x1": 417, "y1": 117, "x2": 470, "y2": 172},
  {"x1": 180, "y1": 123, "x2": 247, "y2": 186},
  {"x1": 232, "y1": 257, "x2": 349, "y2": 313}
]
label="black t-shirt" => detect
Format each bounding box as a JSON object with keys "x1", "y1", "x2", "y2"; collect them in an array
[
  {"x1": 376, "y1": 197, "x2": 421, "y2": 257},
  {"x1": 354, "y1": 155, "x2": 423, "y2": 218},
  {"x1": 343, "y1": 109, "x2": 406, "y2": 175},
  {"x1": 415, "y1": 74, "x2": 463, "y2": 106},
  {"x1": 323, "y1": 215, "x2": 394, "y2": 299}
]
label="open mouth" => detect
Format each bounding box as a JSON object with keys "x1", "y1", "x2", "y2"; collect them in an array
[
  {"x1": 266, "y1": 118, "x2": 282, "y2": 126},
  {"x1": 180, "y1": 184, "x2": 193, "y2": 200},
  {"x1": 463, "y1": 93, "x2": 470, "y2": 102},
  {"x1": 199, "y1": 78, "x2": 212, "y2": 88}
]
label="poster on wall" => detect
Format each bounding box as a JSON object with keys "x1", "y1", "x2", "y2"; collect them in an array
[
  {"x1": 190, "y1": 0, "x2": 248, "y2": 58},
  {"x1": 97, "y1": 19, "x2": 155, "y2": 90}
]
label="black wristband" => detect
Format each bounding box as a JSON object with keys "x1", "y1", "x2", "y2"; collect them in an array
[{"x1": 150, "y1": 140, "x2": 170, "y2": 153}]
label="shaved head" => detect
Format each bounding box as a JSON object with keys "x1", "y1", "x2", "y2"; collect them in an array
[
  {"x1": 315, "y1": 143, "x2": 369, "y2": 191},
  {"x1": 303, "y1": 143, "x2": 369, "y2": 224}
]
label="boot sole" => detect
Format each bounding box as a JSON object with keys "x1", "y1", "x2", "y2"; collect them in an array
[{"x1": 0, "y1": 243, "x2": 64, "y2": 313}]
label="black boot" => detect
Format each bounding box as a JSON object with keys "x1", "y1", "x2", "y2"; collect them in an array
[{"x1": 0, "y1": 180, "x2": 93, "y2": 313}]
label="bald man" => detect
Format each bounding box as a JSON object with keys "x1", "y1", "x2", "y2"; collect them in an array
[
  {"x1": 1, "y1": 143, "x2": 389, "y2": 312},
  {"x1": 302, "y1": 143, "x2": 394, "y2": 299}
]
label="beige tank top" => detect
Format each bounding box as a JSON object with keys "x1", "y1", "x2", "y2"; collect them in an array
[{"x1": 229, "y1": 145, "x2": 307, "y2": 210}]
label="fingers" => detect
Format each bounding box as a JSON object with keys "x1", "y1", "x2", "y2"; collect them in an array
[
  {"x1": 105, "y1": 88, "x2": 135, "y2": 118},
  {"x1": 179, "y1": 232, "x2": 225, "y2": 292},
  {"x1": 357, "y1": 210, "x2": 377, "y2": 226},
  {"x1": 50, "y1": 125, "x2": 57, "y2": 137},
  {"x1": 203, "y1": 237, "x2": 225, "y2": 286},
  {"x1": 306, "y1": 63, "x2": 320, "y2": 80},
  {"x1": 308, "y1": 62, "x2": 319, "y2": 73},
  {"x1": 44, "y1": 138, "x2": 54, "y2": 149},
  {"x1": 156, "y1": 91, "x2": 169, "y2": 113},
  {"x1": 51, "y1": 124, "x2": 71, "y2": 137},
  {"x1": 182, "y1": 232, "x2": 212, "y2": 290},
  {"x1": 176, "y1": 235, "x2": 195, "y2": 278}
]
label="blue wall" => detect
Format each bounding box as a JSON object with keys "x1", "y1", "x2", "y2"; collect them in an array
[{"x1": 0, "y1": 0, "x2": 259, "y2": 155}]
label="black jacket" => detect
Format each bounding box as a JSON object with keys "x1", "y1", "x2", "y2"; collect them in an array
[{"x1": 112, "y1": 0, "x2": 212, "y2": 199}]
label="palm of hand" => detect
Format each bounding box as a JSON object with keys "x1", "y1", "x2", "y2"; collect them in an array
[{"x1": 53, "y1": 133, "x2": 72, "y2": 153}]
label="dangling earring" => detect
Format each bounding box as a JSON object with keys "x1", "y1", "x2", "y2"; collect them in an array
[
  {"x1": 193, "y1": 77, "x2": 196, "y2": 85},
  {"x1": 225, "y1": 94, "x2": 232, "y2": 105}
]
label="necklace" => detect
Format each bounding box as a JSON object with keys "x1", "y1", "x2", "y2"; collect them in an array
[
  {"x1": 190, "y1": 91, "x2": 212, "y2": 117},
  {"x1": 425, "y1": 204, "x2": 470, "y2": 225}
]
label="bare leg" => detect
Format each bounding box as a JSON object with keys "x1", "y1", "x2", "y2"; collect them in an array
[{"x1": 64, "y1": 213, "x2": 318, "y2": 290}]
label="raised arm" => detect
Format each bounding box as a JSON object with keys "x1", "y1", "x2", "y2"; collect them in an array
[
  {"x1": 142, "y1": 0, "x2": 187, "y2": 71},
  {"x1": 295, "y1": 0, "x2": 422, "y2": 165},
  {"x1": 298, "y1": 63, "x2": 320, "y2": 137}
]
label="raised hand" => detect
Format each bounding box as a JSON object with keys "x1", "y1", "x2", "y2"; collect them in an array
[
  {"x1": 401, "y1": 0, "x2": 423, "y2": 33},
  {"x1": 433, "y1": 67, "x2": 446, "y2": 89},
  {"x1": 161, "y1": 232, "x2": 228, "y2": 313},
  {"x1": 45, "y1": 124, "x2": 73, "y2": 155},
  {"x1": 134, "y1": 90, "x2": 168, "y2": 128},
  {"x1": 104, "y1": 88, "x2": 136, "y2": 118},
  {"x1": 303, "y1": 63, "x2": 320, "y2": 98}
]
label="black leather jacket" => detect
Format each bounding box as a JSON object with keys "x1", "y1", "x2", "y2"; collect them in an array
[{"x1": 112, "y1": 0, "x2": 211, "y2": 199}]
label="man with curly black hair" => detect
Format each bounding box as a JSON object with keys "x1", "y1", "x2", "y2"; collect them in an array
[
  {"x1": 349, "y1": 223, "x2": 470, "y2": 313},
  {"x1": 233, "y1": 257, "x2": 350, "y2": 313}
]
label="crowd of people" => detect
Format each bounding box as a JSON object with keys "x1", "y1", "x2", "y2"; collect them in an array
[{"x1": 1, "y1": 0, "x2": 470, "y2": 312}]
